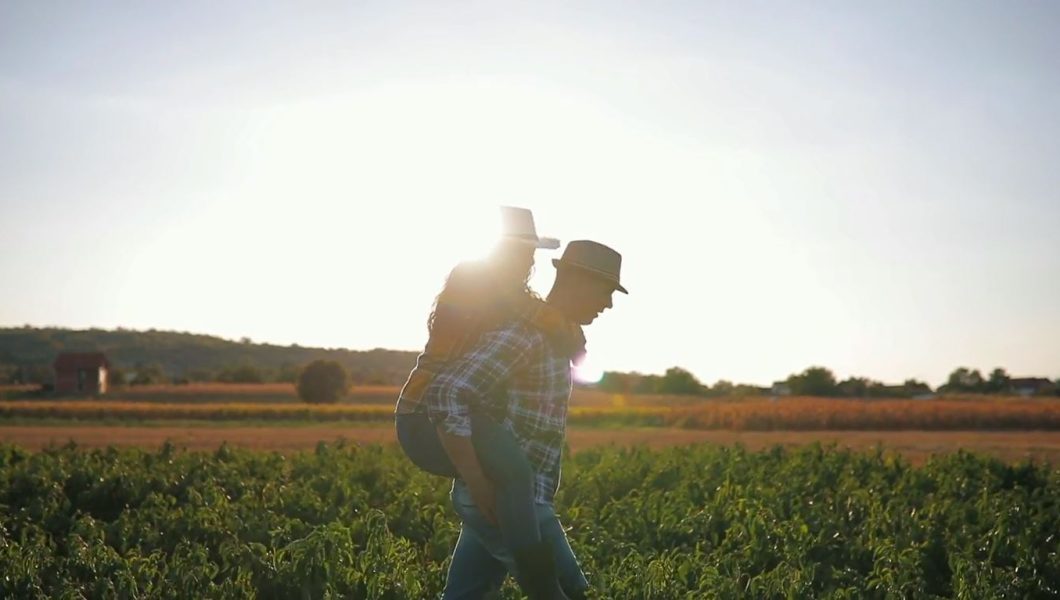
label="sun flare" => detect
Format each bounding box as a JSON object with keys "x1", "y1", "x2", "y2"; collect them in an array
[{"x1": 573, "y1": 361, "x2": 605, "y2": 385}]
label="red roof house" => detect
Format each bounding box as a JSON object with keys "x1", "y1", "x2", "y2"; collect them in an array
[{"x1": 53, "y1": 352, "x2": 110, "y2": 395}]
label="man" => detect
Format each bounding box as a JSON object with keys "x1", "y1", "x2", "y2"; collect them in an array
[{"x1": 424, "y1": 240, "x2": 628, "y2": 599}]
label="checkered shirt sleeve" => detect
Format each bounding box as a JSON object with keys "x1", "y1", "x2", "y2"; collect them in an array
[{"x1": 424, "y1": 324, "x2": 536, "y2": 437}]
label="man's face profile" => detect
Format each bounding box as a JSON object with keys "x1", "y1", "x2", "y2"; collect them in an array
[{"x1": 567, "y1": 271, "x2": 617, "y2": 325}]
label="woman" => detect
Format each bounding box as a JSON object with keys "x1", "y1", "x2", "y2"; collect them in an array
[{"x1": 394, "y1": 207, "x2": 580, "y2": 599}]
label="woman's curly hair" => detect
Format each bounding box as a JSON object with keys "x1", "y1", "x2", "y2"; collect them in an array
[{"x1": 427, "y1": 260, "x2": 540, "y2": 336}]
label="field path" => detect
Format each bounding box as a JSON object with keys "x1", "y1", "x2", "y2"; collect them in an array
[{"x1": 3, "y1": 425, "x2": 1060, "y2": 464}]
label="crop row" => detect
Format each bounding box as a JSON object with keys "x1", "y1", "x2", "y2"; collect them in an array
[{"x1": 1, "y1": 442, "x2": 1058, "y2": 598}]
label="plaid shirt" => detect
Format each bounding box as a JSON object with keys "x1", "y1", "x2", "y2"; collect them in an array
[
  {"x1": 395, "y1": 262, "x2": 583, "y2": 415},
  {"x1": 423, "y1": 320, "x2": 574, "y2": 504}
]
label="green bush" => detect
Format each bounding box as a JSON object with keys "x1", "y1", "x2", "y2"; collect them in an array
[{"x1": 296, "y1": 360, "x2": 349, "y2": 404}]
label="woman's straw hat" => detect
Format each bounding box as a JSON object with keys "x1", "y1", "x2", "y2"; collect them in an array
[{"x1": 500, "y1": 206, "x2": 560, "y2": 250}]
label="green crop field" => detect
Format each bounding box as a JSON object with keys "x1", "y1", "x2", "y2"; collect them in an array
[{"x1": 1, "y1": 442, "x2": 1057, "y2": 598}]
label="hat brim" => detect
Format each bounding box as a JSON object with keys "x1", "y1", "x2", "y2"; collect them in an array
[
  {"x1": 553, "y1": 259, "x2": 628, "y2": 294},
  {"x1": 507, "y1": 236, "x2": 560, "y2": 250}
]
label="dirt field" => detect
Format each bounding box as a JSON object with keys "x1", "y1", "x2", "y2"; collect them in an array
[{"x1": 2, "y1": 425, "x2": 1060, "y2": 464}]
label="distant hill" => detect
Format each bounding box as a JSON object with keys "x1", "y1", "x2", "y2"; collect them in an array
[{"x1": 0, "y1": 327, "x2": 419, "y2": 385}]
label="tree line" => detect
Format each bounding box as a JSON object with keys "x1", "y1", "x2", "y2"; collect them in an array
[
  {"x1": 0, "y1": 327, "x2": 417, "y2": 386},
  {"x1": 596, "y1": 366, "x2": 1060, "y2": 398},
  {"x1": 2, "y1": 327, "x2": 1056, "y2": 398}
]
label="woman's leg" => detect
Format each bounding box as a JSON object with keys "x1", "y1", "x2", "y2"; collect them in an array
[
  {"x1": 468, "y1": 413, "x2": 541, "y2": 551},
  {"x1": 470, "y1": 414, "x2": 570, "y2": 599},
  {"x1": 395, "y1": 412, "x2": 460, "y2": 478}
]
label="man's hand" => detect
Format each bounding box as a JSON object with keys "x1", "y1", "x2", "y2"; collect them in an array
[
  {"x1": 436, "y1": 427, "x2": 499, "y2": 526},
  {"x1": 464, "y1": 472, "x2": 498, "y2": 526}
]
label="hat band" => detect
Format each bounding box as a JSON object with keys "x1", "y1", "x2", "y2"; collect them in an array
[{"x1": 557, "y1": 259, "x2": 620, "y2": 283}]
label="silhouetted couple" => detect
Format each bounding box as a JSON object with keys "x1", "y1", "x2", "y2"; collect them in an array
[{"x1": 395, "y1": 207, "x2": 626, "y2": 599}]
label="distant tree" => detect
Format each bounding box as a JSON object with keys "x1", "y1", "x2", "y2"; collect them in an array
[
  {"x1": 902, "y1": 379, "x2": 934, "y2": 397},
  {"x1": 788, "y1": 366, "x2": 839, "y2": 397},
  {"x1": 942, "y1": 367, "x2": 985, "y2": 393},
  {"x1": 965, "y1": 368, "x2": 985, "y2": 391},
  {"x1": 297, "y1": 360, "x2": 349, "y2": 404},
  {"x1": 869, "y1": 381, "x2": 897, "y2": 398},
  {"x1": 837, "y1": 377, "x2": 871, "y2": 398},
  {"x1": 596, "y1": 371, "x2": 757, "y2": 397},
  {"x1": 657, "y1": 367, "x2": 706, "y2": 396},
  {"x1": 598, "y1": 372, "x2": 631, "y2": 393},
  {"x1": 635, "y1": 374, "x2": 663, "y2": 394},
  {"x1": 130, "y1": 362, "x2": 166, "y2": 386},
  {"x1": 948, "y1": 367, "x2": 970, "y2": 388},
  {"x1": 708, "y1": 379, "x2": 735, "y2": 397},
  {"x1": 986, "y1": 368, "x2": 1011, "y2": 394},
  {"x1": 217, "y1": 365, "x2": 265, "y2": 384}
]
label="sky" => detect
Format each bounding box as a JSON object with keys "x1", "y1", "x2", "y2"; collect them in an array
[{"x1": 1, "y1": 1, "x2": 1058, "y2": 387}]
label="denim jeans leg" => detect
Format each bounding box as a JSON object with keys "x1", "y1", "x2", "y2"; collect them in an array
[
  {"x1": 536, "y1": 503, "x2": 590, "y2": 594},
  {"x1": 451, "y1": 481, "x2": 589, "y2": 593},
  {"x1": 442, "y1": 526, "x2": 509, "y2": 600},
  {"x1": 469, "y1": 413, "x2": 542, "y2": 552},
  {"x1": 451, "y1": 480, "x2": 515, "y2": 569}
]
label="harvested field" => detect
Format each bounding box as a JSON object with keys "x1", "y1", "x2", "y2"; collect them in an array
[{"x1": 2, "y1": 424, "x2": 1059, "y2": 464}]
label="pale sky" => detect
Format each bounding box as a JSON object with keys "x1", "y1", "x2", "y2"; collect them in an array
[{"x1": 1, "y1": 1, "x2": 1058, "y2": 387}]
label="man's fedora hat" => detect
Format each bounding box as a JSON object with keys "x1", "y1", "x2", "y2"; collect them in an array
[
  {"x1": 552, "y1": 240, "x2": 628, "y2": 294},
  {"x1": 500, "y1": 206, "x2": 560, "y2": 250}
]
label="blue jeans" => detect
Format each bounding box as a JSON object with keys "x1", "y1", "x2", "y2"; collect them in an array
[
  {"x1": 395, "y1": 411, "x2": 541, "y2": 554},
  {"x1": 443, "y1": 481, "x2": 589, "y2": 599}
]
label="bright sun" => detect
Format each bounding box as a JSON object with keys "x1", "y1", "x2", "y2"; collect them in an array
[{"x1": 573, "y1": 361, "x2": 605, "y2": 385}]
